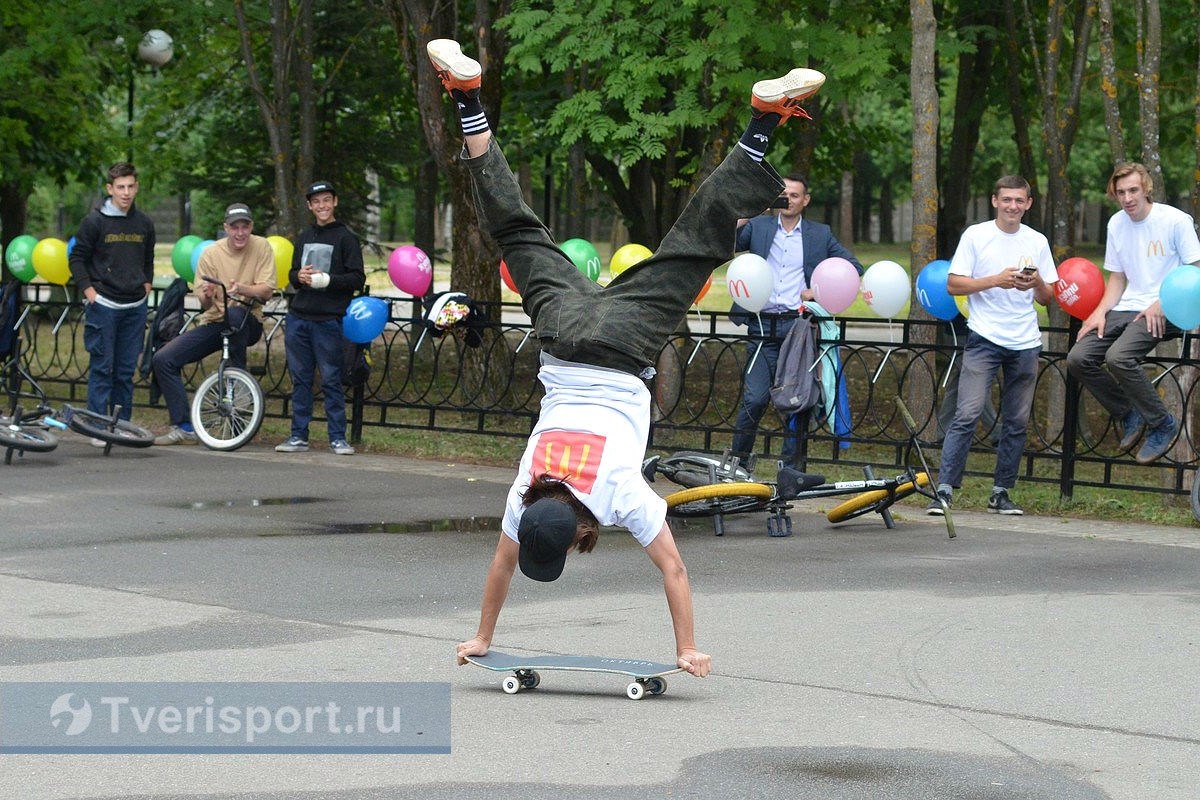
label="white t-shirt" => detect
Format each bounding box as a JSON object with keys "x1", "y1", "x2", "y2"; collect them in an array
[
  {"x1": 502, "y1": 355, "x2": 666, "y2": 548},
  {"x1": 950, "y1": 220, "x2": 1057, "y2": 350},
  {"x1": 1105, "y1": 202, "x2": 1200, "y2": 312}
]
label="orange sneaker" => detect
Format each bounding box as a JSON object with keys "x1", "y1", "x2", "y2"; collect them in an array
[
  {"x1": 751, "y1": 68, "x2": 826, "y2": 121},
  {"x1": 427, "y1": 39, "x2": 481, "y2": 94}
]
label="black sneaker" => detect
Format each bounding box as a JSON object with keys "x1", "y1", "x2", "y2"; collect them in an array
[
  {"x1": 926, "y1": 490, "x2": 951, "y2": 516},
  {"x1": 987, "y1": 489, "x2": 1023, "y2": 515}
]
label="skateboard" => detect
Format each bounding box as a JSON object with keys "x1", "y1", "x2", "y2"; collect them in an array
[{"x1": 464, "y1": 650, "x2": 684, "y2": 700}]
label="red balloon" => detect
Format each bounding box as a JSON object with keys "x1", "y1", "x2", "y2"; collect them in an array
[
  {"x1": 499, "y1": 259, "x2": 519, "y2": 295},
  {"x1": 1054, "y1": 257, "x2": 1104, "y2": 320}
]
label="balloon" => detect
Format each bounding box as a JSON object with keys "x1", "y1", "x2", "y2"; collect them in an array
[
  {"x1": 388, "y1": 245, "x2": 433, "y2": 296},
  {"x1": 609, "y1": 243, "x2": 653, "y2": 279},
  {"x1": 860, "y1": 260, "x2": 911, "y2": 318},
  {"x1": 267, "y1": 235, "x2": 294, "y2": 289},
  {"x1": 915, "y1": 259, "x2": 959, "y2": 321},
  {"x1": 191, "y1": 239, "x2": 216, "y2": 276},
  {"x1": 499, "y1": 259, "x2": 519, "y2": 295},
  {"x1": 954, "y1": 294, "x2": 969, "y2": 319},
  {"x1": 560, "y1": 238, "x2": 601, "y2": 282},
  {"x1": 342, "y1": 296, "x2": 390, "y2": 343},
  {"x1": 695, "y1": 274, "x2": 713, "y2": 305},
  {"x1": 1053, "y1": 256, "x2": 1104, "y2": 321},
  {"x1": 4, "y1": 234, "x2": 38, "y2": 283},
  {"x1": 1159, "y1": 265, "x2": 1200, "y2": 330},
  {"x1": 31, "y1": 238, "x2": 71, "y2": 284},
  {"x1": 810, "y1": 256, "x2": 860, "y2": 315},
  {"x1": 171, "y1": 235, "x2": 202, "y2": 282},
  {"x1": 67, "y1": 236, "x2": 76, "y2": 256},
  {"x1": 726, "y1": 253, "x2": 773, "y2": 313}
]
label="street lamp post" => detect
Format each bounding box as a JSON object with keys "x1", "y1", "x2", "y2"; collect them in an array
[{"x1": 125, "y1": 29, "x2": 173, "y2": 162}]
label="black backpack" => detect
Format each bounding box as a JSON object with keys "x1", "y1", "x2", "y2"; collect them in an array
[{"x1": 769, "y1": 314, "x2": 822, "y2": 415}]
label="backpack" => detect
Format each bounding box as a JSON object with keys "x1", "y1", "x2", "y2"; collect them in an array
[
  {"x1": 139, "y1": 278, "x2": 188, "y2": 379},
  {"x1": 342, "y1": 338, "x2": 371, "y2": 389},
  {"x1": 769, "y1": 314, "x2": 822, "y2": 415},
  {"x1": 0, "y1": 281, "x2": 19, "y2": 359}
]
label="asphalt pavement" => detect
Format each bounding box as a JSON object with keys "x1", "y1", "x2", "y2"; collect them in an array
[{"x1": 0, "y1": 433, "x2": 1196, "y2": 799}]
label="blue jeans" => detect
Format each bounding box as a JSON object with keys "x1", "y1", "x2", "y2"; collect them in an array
[
  {"x1": 937, "y1": 332, "x2": 1040, "y2": 489},
  {"x1": 283, "y1": 314, "x2": 346, "y2": 441},
  {"x1": 730, "y1": 315, "x2": 802, "y2": 463},
  {"x1": 83, "y1": 300, "x2": 148, "y2": 420},
  {"x1": 152, "y1": 307, "x2": 262, "y2": 426}
]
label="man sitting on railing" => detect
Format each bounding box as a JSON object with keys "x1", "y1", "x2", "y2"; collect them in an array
[
  {"x1": 152, "y1": 204, "x2": 275, "y2": 445},
  {"x1": 428, "y1": 38, "x2": 825, "y2": 679}
]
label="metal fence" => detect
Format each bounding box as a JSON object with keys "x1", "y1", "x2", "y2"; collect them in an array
[{"x1": 8, "y1": 283, "x2": 1199, "y2": 500}]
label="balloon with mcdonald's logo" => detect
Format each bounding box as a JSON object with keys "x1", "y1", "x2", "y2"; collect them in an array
[{"x1": 726, "y1": 253, "x2": 772, "y2": 313}]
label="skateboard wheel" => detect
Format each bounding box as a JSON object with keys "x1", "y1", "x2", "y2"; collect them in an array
[
  {"x1": 502, "y1": 676, "x2": 521, "y2": 694},
  {"x1": 522, "y1": 671, "x2": 541, "y2": 690},
  {"x1": 626, "y1": 681, "x2": 645, "y2": 700},
  {"x1": 645, "y1": 677, "x2": 667, "y2": 696}
]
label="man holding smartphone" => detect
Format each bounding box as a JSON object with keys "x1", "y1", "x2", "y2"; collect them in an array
[
  {"x1": 929, "y1": 175, "x2": 1057, "y2": 516},
  {"x1": 728, "y1": 175, "x2": 863, "y2": 469}
]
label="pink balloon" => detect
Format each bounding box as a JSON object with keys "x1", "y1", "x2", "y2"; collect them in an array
[
  {"x1": 387, "y1": 245, "x2": 433, "y2": 296},
  {"x1": 810, "y1": 257, "x2": 860, "y2": 314}
]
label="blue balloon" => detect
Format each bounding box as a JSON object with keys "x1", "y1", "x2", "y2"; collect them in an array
[
  {"x1": 342, "y1": 296, "x2": 389, "y2": 344},
  {"x1": 191, "y1": 239, "x2": 216, "y2": 274},
  {"x1": 916, "y1": 259, "x2": 959, "y2": 321},
  {"x1": 67, "y1": 235, "x2": 76, "y2": 256},
  {"x1": 1160, "y1": 264, "x2": 1200, "y2": 330}
]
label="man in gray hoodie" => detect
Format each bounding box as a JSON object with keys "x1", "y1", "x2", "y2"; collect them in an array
[{"x1": 69, "y1": 162, "x2": 156, "y2": 423}]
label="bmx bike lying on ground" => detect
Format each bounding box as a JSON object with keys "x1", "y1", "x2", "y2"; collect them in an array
[
  {"x1": 643, "y1": 399, "x2": 953, "y2": 538},
  {"x1": 188, "y1": 276, "x2": 265, "y2": 451}
]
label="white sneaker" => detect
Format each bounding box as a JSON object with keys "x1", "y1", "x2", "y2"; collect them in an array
[
  {"x1": 154, "y1": 426, "x2": 198, "y2": 446},
  {"x1": 330, "y1": 439, "x2": 355, "y2": 456}
]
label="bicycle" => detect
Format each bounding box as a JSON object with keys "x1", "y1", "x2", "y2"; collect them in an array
[
  {"x1": 643, "y1": 398, "x2": 954, "y2": 538},
  {"x1": 1, "y1": 323, "x2": 155, "y2": 463},
  {"x1": 188, "y1": 276, "x2": 265, "y2": 451}
]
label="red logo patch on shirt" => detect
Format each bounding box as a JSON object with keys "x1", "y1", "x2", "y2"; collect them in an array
[{"x1": 530, "y1": 430, "x2": 607, "y2": 495}]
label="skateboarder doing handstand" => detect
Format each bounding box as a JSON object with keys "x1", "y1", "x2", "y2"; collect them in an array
[{"x1": 430, "y1": 39, "x2": 824, "y2": 677}]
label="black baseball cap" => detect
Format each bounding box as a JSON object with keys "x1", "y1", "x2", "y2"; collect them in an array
[
  {"x1": 517, "y1": 498, "x2": 577, "y2": 582},
  {"x1": 305, "y1": 181, "x2": 336, "y2": 199},
  {"x1": 223, "y1": 203, "x2": 253, "y2": 224}
]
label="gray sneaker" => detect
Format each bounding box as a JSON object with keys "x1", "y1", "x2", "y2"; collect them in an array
[
  {"x1": 987, "y1": 489, "x2": 1024, "y2": 515},
  {"x1": 1135, "y1": 415, "x2": 1177, "y2": 465},
  {"x1": 330, "y1": 439, "x2": 355, "y2": 456},
  {"x1": 275, "y1": 436, "x2": 309, "y2": 453},
  {"x1": 154, "y1": 426, "x2": 197, "y2": 446},
  {"x1": 926, "y1": 490, "x2": 952, "y2": 516}
]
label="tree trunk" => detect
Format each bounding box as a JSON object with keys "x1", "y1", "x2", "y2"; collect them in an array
[
  {"x1": 1135, "y1": 0, "x2": 1164, "y2": 194},
  {"x1": 1098, "y1": 0, "x2": 1128, "y2": 162}
]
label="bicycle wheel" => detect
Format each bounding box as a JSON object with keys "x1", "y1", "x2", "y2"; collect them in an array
[
  {"x1": 66, "y1": 409, "x2": 156, "y2": 448},
  {"x1": 661, "y1": 452, "x2": 753, "y2": 481},
  {"x1": 826, "y1": 471, "x2": 931, "y2": 524},
  {"x1": 0, "y1": 423, "x2": 58, "y2": 457},
  {"x1": 191, "y1": 367, "x2": 264, "y2": 451},
  {"x1": 665, "y1": 482, "x2": 774, "y2": 518}
]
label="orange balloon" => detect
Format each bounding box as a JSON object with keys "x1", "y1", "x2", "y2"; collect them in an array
[{"x1": 695, "y1": 274, "x2": 713, "y2": 304}]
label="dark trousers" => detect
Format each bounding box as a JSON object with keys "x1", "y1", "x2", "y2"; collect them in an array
[
  {"x1": 1066, "y1": 310, "x2": 1177, "y2": 428},
  {"x1": 83, "y1": 300, "x2": 148, "y2": 420},
  {"x1": 283, "y1": 314, "x2": 346, "y2": 441},
  {"x1": 464, "y1": 140, "x2": 783, "y2": 375},
  {"x1": 152, "y1": 308, "x2": 263, "y2": 426}
]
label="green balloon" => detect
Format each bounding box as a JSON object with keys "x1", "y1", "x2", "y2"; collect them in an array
[
  {"x1": 4, "y1": 234, "x2": 38, "y2": 283},
  {"x1": 172, "y1": 235, "x2": 202, "y2": 282},
  {"x1": 560, "y1": 238, "x2": 601, "y2": 282}
]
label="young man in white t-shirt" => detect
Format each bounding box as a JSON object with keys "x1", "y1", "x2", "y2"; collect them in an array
[
  {"x1": 929, "y1": 176, "x2": 1057, "y2": 516},
  {"x1": 1066, "y1": 162, "x2": 1200, "y2": 464},
  {"x1": 427, "y1": 39, "x2": 825, "y2": 678}
]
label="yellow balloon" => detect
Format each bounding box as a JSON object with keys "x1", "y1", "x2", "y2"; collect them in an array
[
  {"x1": 954, "y1": 293, "x2": 969, "y2": 318},
  {"x1": 32, "y1": 238, "x2": 71, "y2": 285},
  {"x1": 267, "y1": 235, "x2": 294, "y2": 289},
  {"x1": 608, "y1": 243, "x2": 653, "y2": 280}
]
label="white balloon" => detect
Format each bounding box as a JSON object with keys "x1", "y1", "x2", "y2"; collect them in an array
[
  {"x1": 860, "y1": 259, "x2": 911, "y2": 319},
  {"x1": 138, "y1": 30, "x2": 174, "y2": 68},
  {"x1": 726, "y1": 253, "x2": 773, "y2": 313}
]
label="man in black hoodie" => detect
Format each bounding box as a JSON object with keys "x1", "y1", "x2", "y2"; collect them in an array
[
  {"x1": 69, "y1": 162, "x2": 156, "y2": 424},
  {"x1": 275, "y1": 181, "x2": 366, "y2": 455}
]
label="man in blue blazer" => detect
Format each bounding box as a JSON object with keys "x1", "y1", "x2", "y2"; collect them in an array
[{"x1": 729, "y1": 175, "x2": 862, "y2": 467}]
